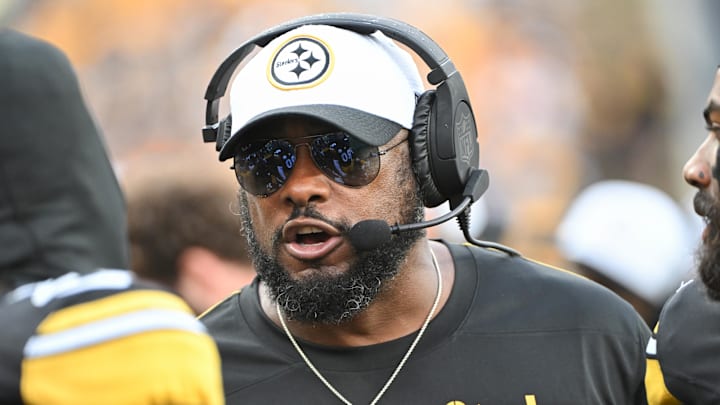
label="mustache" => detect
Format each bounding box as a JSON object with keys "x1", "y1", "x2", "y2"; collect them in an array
[
  {"x1": 694, "y1": 191, "x2": 717, "y2": 219},
  {"x1": 285, "y1": 206, "x2": 350, "y2": 233}
]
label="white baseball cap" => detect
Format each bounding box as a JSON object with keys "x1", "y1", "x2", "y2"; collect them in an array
[
  {"x1": 219, "y1": 24, "x2": 425, "y2": 160},
  {"x1": 556, "y1": 180, "x2": 697, "y2": 306}
]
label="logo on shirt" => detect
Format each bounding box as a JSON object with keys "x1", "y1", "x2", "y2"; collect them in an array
[{"x1": 446, "y1": 394, "x2": 537, "y2": 404}]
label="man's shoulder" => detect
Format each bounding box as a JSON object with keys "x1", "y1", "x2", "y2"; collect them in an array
[
  {"x1": 454, "y1": 243, "x2": 649, "y2": 333},
  {"x1": 2, "y1": 269, "x2": 194, "y2": 315},
  {"x1": 199, "y1": 289, "x2": 243, "y2": 330},
  {"x1": 661, "y1": 278, "x2": 713, "y2": 314},
  {"x1": 0, "y1": 269, "x2": 222, "y2": 405},
  {"x1": 458, "y1": 243, "x2": 631, "y2": 298},
  {"x1": 1, "y1": 269, "x2": 218, "y2": 364},
  {"x1": 656, "y1": 279, "x2": 720, "y2": 343},
  {"x1": 652, "y1": 279, "x2": 720, "y2": 402},
  {"x1": 1, "y1": 269, "x2": 207, "y2": 349}
]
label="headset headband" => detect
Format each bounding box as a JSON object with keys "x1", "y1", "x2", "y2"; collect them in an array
[{"x1": 202, "y1": 13, "x2": 461, "y2": 139}]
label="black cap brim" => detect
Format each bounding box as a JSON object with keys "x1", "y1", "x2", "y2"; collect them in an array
[{"x1": 218, "y1": 104, "x2": 402, "y2": 160}]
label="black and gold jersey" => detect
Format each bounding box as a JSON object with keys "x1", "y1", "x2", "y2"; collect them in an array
[
  {"x1": 202, "y1": 242, "x2": 650, "y2": 405},
  {"x1": 645, "y1": 279, "x2": 720, "y2": 404},
  {"x1": 0, "y1": 269, "x2": 224, "y2": 405}
]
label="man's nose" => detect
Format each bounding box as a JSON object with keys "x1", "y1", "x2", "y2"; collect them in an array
[
  {"x1": 278, "y1": 145, "x2": 331, "y2": 207},
  {"x1": 683, "y1": 152, "x2": 712, "y2": 189}
]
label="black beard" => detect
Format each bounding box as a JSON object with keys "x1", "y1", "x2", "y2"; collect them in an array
[
  {"x1": 238, "y1": 185, "x2": 425, "y2": 325},
  {"x1": 695, "y1": 191, "x2": 720, "y2": 300}
]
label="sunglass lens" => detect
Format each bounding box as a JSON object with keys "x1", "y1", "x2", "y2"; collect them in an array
[
  {"x1": 233, "y1": 140, "x2": 295, "y2": 196},
  {"x1": 233, "y1": 132, "x2": 382, "y2": 196},
  {"x1": 311, "y1": 132, "x2": 380, "y2": 186}
]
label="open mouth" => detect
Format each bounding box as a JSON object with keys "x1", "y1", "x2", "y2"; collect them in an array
[
  {"x1": 283, "y1": 220, "x2": 343, "y2": 261},
  {"x1": 296, "y1": 226, "x2": 332, "y2": 245}
]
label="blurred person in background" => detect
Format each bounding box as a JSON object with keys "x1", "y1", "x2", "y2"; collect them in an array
[
  {"x1": 121, "y1": 146, "x2": 256, "y2": 315},
  {"x1": 555, "y1": 180, "x2": 696, "y2": 327},
  {"x1": 644, "y1": 66, "x2": 720, "y2": 404},
  {"x1": 0, "y1": 29, "x2": 223, "y2": 404}
]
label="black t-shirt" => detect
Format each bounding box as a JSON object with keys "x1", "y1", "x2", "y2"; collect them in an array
[
  {"x1": 202, "y1": 242, "x2": 650, "y2": 404},
  {"x1": 646, "y1": 279, "x2": 720, "y2": 404}
]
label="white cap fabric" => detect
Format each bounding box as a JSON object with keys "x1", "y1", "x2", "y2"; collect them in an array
[
  {"x1": 556, "y1": 180, "x2": 696, "y2": 306},
  {"x1": 220, "y1": 24, "x2": 425, "y2": 160}
]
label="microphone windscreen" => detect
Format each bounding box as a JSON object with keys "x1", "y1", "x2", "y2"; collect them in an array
[{"x1": 348, "y1": 220, "x2": 392, "y2": 252}]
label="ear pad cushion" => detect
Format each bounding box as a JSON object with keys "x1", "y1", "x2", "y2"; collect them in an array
[{"x1": 410, "y1": 90, "x2": 447, "y2": 208}]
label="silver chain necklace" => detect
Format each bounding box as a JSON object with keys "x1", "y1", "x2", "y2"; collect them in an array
[{"x1": 276, "y1": 250, "x2": 443, "y2": 405}]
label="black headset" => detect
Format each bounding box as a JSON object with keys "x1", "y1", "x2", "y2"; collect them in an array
[{"x1": 202, "y1": 12, "x2": 483, "y2": 209}]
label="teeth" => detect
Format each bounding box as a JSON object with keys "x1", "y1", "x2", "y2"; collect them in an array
[{"x1": 297, "y1": 226, "x2": 323, "y2": 236}]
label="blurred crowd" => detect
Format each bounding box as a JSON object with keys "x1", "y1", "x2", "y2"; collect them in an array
[{"x1": 2, "y1": 0, "x2": 718, "y2": 306}]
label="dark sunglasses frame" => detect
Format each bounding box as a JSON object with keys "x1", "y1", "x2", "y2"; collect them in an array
[{"x1": 232, "y1": 131, "x2": 407, "y2": 197}]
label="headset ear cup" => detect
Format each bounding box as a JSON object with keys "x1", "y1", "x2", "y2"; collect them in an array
[
  {"x1": 215, "y1": 114, "x2": 233, "y2": 152},
  {"x1": 410, "y1": 90, "x2": 446, "y2": 208}
]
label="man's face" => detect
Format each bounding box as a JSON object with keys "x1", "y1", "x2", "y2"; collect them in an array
[
  {"x1": 684, "y1": 68, "x2": 720, "y2": 299},
  {"x1": 236, "y1": 117, "x2": 424, "y2": 324}
]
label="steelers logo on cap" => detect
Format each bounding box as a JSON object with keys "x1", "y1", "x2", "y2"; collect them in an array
[{"x1": 267, "y1": 35, "x2": 333, "y2": 90}]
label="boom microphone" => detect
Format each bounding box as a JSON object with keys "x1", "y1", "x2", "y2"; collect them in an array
[
  {"x1": 347, "y1": 220, "x2": 392, "y2": 252},
  {"x1": 347, "y1": 195, "x2": 473, "y2": 251},
  {"x1": 346, "y1": 169, "x2": 520, "y2": 256}
]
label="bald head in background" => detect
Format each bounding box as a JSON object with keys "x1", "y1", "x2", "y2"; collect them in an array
[{"x1": 120, "y1": 143, "x2": 255, "y2": 314}]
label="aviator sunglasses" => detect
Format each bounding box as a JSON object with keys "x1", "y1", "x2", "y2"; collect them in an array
[{"x1": 232, "y1": 131, "x2": 407, "y2": 197}]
